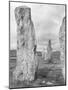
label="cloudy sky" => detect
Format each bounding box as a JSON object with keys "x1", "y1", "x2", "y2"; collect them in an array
[{"x1": 10, "y1": 2, "x2": 65, "y2": 51}]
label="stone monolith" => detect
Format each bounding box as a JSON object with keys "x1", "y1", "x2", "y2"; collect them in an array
[
  {"x1": 59, "y1": 17, "x2": 65, "y2": 62},
  {"x1": 59, "y1": 17, "x2": 66, "y2": 80},
  {"x1": 13, "y1": 6, "x2": 37, "y2": 82}
]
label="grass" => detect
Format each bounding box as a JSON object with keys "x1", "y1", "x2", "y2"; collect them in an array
[{"x1": 9, "y1": 50, "x2": 65, "y2": 88}]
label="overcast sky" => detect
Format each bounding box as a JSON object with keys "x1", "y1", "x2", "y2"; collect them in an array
[{"x1": 10, "y1": 2, "x2": 65, "y2": 50}]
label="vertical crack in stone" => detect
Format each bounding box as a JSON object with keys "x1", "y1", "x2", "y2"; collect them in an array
[{"x1": 13, "y1": 6, "x2": 37, "y2": 81}]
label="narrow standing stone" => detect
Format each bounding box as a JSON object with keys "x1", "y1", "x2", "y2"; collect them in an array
[
  {"x1": 59, "y1": 17, "x2": 66, "y2": 80},
  {"x1": 59, "y1": 17, "x2": 65, "y2": 61},
  {"x1": 13, "y1": 6, "x2": 37, "y2": 81}
]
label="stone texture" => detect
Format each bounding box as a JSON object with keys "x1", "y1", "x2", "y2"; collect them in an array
[
  {"x1": 46, "y1": 40, "x2": 52, "y2": 60},
  {"x1": 59, "y1": 17, "x2": 66, "y2": 80},
  {"x1": 59, "y1": 17, "x2": 65, "y2": 61},
  {"x1": 13, "y1": 6, "x2": 37, "y2": 81}
]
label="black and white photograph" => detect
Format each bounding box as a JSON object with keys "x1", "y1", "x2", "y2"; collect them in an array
[{"x1": 9, "y1": 1, "x2": 66, "y2": 89}]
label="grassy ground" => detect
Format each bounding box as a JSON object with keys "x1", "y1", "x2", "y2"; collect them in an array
[{"x1": 9, "y1": 50, "x2": 65, "y2": 88}]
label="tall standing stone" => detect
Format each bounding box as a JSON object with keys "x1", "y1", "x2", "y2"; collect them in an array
[
  {"x1": 59, "y1": 17, "x2": 65, "y2": 62},
  {"x1": 46, "y1": 40, "x2": 52, "y2": 60},
  {"x1": 59, "y1": 17, "x2": 66, "y2": 80},
  {"x1": 13, "y1": 6, "x2": 37, "y2": 81}
]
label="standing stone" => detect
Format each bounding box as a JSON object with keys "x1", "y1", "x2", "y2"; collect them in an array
[
  {"x1": 46, "y1": 40, "x2": 52, "y2": 60},
  {"x1": 59, "y1": 17, "x2": 66, "y2": 80},
  {"x1": 13, "y1": 6, "x2": 37, "y2": 81},
  {"x1": 59, "y1": 17, "x2": 65, "y2": 61}
]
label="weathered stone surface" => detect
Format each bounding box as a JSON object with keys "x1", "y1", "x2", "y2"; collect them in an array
[
  {"x1": 59, "y1": 17, "x2": 66, "y2": 80},
  {"x1": 13, "y1": 6, "x2": 37, "y2": 81},
  {"x1": 59, "y1": 17, "x2": 65, "y2": 61},
  {"x1": 46, "y1": 40, "x2": 52, "y2": 60}
]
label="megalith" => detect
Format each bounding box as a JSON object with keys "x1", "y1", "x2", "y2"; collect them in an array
[
  {"x1": 59, "y1": 17, "x2": 66, "y2": 80},
  {"x1": 13, "y1": 6, "x2": 37, "y2": 81},
  {"x1": 59, "y1": 17, "x2": 65, "y2": 62}
]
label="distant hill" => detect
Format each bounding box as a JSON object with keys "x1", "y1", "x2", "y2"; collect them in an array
[
  {"x1": 45, "y1": 51, "x2": 61, "y2": 64},
  {"x1": 9, "y1": 50, "x2": 61, "y2": 64},
  {"x1": 51, "y1": 51, "x2": 60, "y2": 63},
  {"x1": 10, "y1": 50, "x2": 42, "y2": 57},
  {"x1": 9, "y1": 50, "x2": 16, "y2": 57}
]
